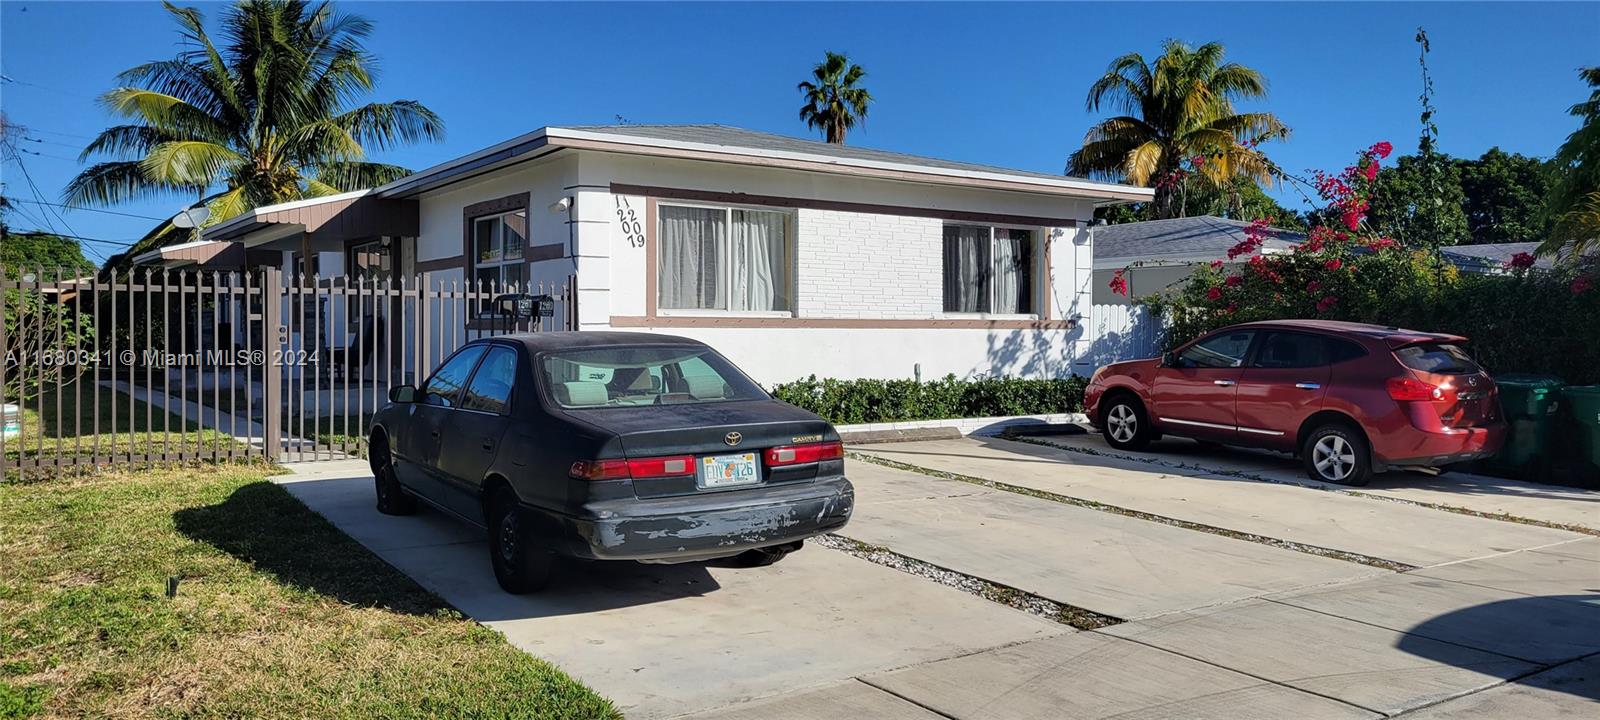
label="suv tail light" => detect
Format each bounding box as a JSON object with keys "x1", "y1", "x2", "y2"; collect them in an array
[
  {"x1": 764, "y1": 441, "x2": 844, "y2": 467},
  {"x1": 1387, "y1": 377, "x2": 1445, "y2": 402},
  {"x1": 569, "y1": 455, "x2": 695, "y2": 481}
]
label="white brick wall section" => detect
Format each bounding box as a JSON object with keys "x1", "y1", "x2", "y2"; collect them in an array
[{"x1": 796, "y1": 208, "x2": 944, "y2": 318}]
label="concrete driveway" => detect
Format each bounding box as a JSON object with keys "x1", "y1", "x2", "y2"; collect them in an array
[{"x1": 276, "y1": 432, "x2": 1600, "y2": 719}]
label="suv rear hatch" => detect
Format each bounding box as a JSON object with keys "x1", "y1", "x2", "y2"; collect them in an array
[
  {"x1": 1391, "y1": 342, "x2": 1499, "y2": 428},
  {"x1": 562, "y1": 400, "x2": 838, "y2": 498}
]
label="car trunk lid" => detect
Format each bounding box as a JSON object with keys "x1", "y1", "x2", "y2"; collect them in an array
[{"x1": 561, "y1": 400, "x2": 837, "y2": 498}]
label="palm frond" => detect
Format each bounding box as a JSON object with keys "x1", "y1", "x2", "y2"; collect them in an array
[
  {"x1": 62, "y1": 161, "x2": 192, "y2": 207},
  {"x1": 312, "y1": 161, "x2": 411, "y2": 190},
  {"x1": 140, "y1": 140, "x2": 245, "y2": 187},
  {"x1": 334, "y1": 100, "x2": 444, "y2": 152}
]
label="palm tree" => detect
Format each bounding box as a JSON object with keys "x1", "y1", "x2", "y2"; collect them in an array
[
  {"x1": 1542, "y1": 66, "x2": 1600, "y2": 257},
  {"x1": 66, "y1": 0, "x2": 443, "y2": 263},
  {"x1": 1068, "y1": 40, "x2": 1287, "y2": 219},
  {"x1": 798, "y1": 52, "x2": 873, "y2": 144}
]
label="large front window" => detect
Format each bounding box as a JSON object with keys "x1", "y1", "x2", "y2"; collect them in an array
[
  {"x1": 942, "y1": 224, "x2": 1037, "y2": 314},
  {"x1": 473, "y1": 210, "x2": 527, "y2": 291},
  {"x1": 658, "y1": 204, "x2": 791, "y2": 312}
]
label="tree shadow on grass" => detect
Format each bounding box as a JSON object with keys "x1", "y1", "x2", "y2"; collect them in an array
[{"x1": 173, "y1": 480, "x2": 452, "y2": 615}]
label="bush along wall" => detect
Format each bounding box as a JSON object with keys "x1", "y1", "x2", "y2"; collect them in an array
[{"x1": 770, "y1": 374, "x2": 1088, "y2": 425}]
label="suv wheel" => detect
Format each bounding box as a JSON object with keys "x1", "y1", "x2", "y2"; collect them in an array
[
  {"x1": 371, "y1": 435, "x2": 416, "y2": 516},
  {"x1": 486, "y1": 487, "x2": 554, "y2": 594},
  {"x1": 1302, "y1": 424, "x2": 1372, "y2": 486},
  {"x1": 1101, "y1": 395, "x2": 1153, "y2": 451}
]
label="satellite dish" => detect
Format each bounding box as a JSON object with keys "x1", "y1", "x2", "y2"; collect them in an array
[{"x1": 171, "y1": 205, "x2": 211, "y2": 229}]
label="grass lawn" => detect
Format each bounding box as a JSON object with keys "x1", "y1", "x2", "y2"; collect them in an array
[
  {"x1": 0, "y1": 465, "x2": 619, "y2": 719},
  {"x1": 5, "y1": 381, "x2": 244, "y2": 465}
]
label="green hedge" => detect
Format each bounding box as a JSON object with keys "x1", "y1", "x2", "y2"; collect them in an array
[{"x1": 770, "y1": 374, "x2": 1088, "y2": 425}]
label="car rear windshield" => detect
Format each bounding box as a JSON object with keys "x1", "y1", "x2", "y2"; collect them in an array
[
  {"x1": 540, "y1": 345, "x2": 768, "y2": 408},
  {"x1": 1394, "y1": 342, "x2": 1482, "y2": 375}
]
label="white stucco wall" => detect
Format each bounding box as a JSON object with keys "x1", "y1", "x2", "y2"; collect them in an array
[{"x1": 409, "y1": 147, "x2": 1110, "y2": 384}]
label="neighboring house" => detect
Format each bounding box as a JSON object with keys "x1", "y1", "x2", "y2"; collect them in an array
[
  {"x1": 1092, "y1": 216, "x2": 1303, "y2": 305},
  {"x1": 1439, "y1": 242, "x2": 1552, "y2": 274},
  {"x1": 158, "y1": 124, "x2": 1149, "y2": 384}
]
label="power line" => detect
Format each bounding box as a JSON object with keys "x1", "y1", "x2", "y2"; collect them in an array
[
  {"x1": 3, "y1": 197, "x2": 167, "y2": 221},
  {"x1": 16, "y1": 127, "x2": 94, "y2": 141},
  {"x1": 15, "y1": 147, "x2": 81, "y2": 162}
]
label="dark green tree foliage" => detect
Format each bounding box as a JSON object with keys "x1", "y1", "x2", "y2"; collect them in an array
[
  {"x1": 1367, "y1": 154, "x2": 1470, "y2": 247},
  {"x1": 1455, "y1": 148, "x2": 1552, "y2": 244},
  {"x1": 0, "y1": 231, "x2": 94, "y2": 274}
]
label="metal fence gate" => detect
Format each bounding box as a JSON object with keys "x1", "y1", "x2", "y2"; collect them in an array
[{"x1": 0, "y1": 266, "x2": 573, "y2": 479}]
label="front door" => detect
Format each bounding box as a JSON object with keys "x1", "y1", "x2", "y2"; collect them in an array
[
  {"x1": 1235, "y1": 331, "x2": 1332, "y2": 448},
  {"x1": 1149, "y1": 329, "x2": 1257, "y2": 440}
]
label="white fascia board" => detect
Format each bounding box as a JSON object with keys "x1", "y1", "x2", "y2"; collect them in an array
[{"x1": 543, "y1": 127, "x2": 1151, "y2": 199}]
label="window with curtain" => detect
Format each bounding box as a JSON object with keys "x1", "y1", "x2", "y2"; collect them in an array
[
  {"x1": 659, "y1": 204, "x2": 791, "y2": 312},
  {"x1": 473, "y1": 210, "x2": 527, "y2": 292},
  {"x1": 942, "y1": 225, "x2": 1036, "y2": 314}
]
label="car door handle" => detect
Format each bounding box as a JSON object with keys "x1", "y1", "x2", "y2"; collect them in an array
[
  {"x1": 481, "y1": 439, "x2": 494, "y2": 451},
  {"x1": 1213, "y1": 380, "x2": 1236, "y2": 386},
  {"x1": 430, "y1": 429, "x2": 441, "y2": 438},
  {"x1": 1295, "y1": 383, "x2": 1322, "y2": 390}
]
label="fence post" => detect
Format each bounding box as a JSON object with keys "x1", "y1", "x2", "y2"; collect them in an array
[
  {"x1": 416, "y1": 271, "x2": 431, "y2": 375},
  {"x1": 261, "y1": 267, "x2": 283, "y2": 461}
]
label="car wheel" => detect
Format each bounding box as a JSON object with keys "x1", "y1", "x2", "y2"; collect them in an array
[
  {"x1": 1100, "y1": 395, "x2": 1152, "y2": 451},
  {"x1": 736, "y1": 540, "x2": 802, "y2": 567},
  {"x1": 371, "y1": 435, "x2": 416, "y2": 516},
  {"x1": 1302, "y1": 424, "x2": 1372, "y2": 486},
  {"x1": 486, "y1": 487, "x2": 554, "y2": 594}
]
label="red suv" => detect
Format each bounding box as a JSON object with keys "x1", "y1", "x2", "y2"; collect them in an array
[{"x1": 1084, "y1": 320, "x2": 1506, "y2": 486}]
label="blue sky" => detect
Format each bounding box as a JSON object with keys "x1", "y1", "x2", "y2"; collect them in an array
[{"x1": 2, "y1": 1, "x2": 1596, "y2": 263}]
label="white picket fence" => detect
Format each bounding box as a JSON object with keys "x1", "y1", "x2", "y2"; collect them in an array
[{"x1": 1081, "y1": 304, "x2": 1166, "y2": 368}]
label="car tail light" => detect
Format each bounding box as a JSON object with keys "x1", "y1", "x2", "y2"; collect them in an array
[
  {"x1": 626, "y1": 455, "x2": 695, "y2": 478},
  {"x1": 764, "y1": 441, "x2": 844, "y2": 467},
  {"x1": 1387, "y1": 377, "x2": 1444, "y2": 402},
  {"x1": 568, "y1": 455, "x2": 695, "y2": 481}
]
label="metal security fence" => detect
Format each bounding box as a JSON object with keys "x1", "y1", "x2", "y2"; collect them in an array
[{"x1": 0, "y1": 266, "x2": 573, "y2": 479}]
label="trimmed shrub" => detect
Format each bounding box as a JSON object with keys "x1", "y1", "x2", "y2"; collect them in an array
[{"x1": 770, "y1": 374, "x2": 1087, "y2": 425}]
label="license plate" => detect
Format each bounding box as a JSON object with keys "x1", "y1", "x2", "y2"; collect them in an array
[{"x1": 699, "y1": 453, "x2": 760, "y2": 488}]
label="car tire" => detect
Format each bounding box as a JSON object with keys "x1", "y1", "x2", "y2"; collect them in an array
[
  {"x1": 486, "y1": 487, "x2": 555, "y2": 594},
  {"x1": 1100, "y1": 395, "x2": 1153, "y2": 451},
  {"x1": 735, "y1": 540, "x2": 801, "y2": 567},
  {"x1": 371, "y1": 435, "x2": 416, "y2": 516},
  {"x1": 1302, "y1": 423, "x2": 1373, "y2": 486}
]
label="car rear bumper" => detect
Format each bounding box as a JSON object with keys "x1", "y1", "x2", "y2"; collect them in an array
[
  {"x1": 1375, "y1": 422, "x2": 1507, "y2": 468},
  {"x1": 1083, "y1": 383, "x2": 1106, "y2": 426},
  {"x1": 542, "y1": 477, "x2": 854, "y2": 562}
]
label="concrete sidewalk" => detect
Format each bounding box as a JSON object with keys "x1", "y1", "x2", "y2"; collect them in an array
[{"x1": 854, "y1": 436, "x2": 1591, "y2": 566}]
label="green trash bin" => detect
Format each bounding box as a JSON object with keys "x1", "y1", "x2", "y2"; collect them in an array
[
  {"x1": 1562, "y1": 385, "x2": 1600, "y2": 472},
  {"x1": 1490, "y1": 374, "x2": 1565, "y2": 470}
]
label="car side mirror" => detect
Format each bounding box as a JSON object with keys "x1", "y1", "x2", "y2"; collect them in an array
[
  {"x1": 1160, "y1": 351, "x2": 1179, "y2": 368},
  {"x1": 389, "y1": 384, "x2": 418, "y2": 403}
]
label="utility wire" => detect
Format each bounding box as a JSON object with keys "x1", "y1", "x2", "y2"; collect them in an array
[{"x1": 3, "y1": 197, "x2": 167, "y2": 221}]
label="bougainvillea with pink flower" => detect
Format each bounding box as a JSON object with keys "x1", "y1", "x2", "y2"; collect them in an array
[{"x1": 1137, "y1": 141, "x2": 1600, "y2": 384}]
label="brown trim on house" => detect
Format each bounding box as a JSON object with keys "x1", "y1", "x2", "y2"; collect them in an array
[
  {"x1": 608, "y1": 315, "x2": 1076, "y2": 330},
  {"x1": 526, "y1": 242, "x2": 565, "y2": 262},
  {"x1": 416, "y1": 256, "x2": 463, "y2": 272},
  {"x1": 568, "y1": 138, "x2": 1150, "y2": 202},
  {"x1": 1042, "y1": 232, "x2": 1053, "y2": 321},
  {"x1": 612, "y1": 183, "x2": 1081, "y2": 229},
  {"x1": 644, "y1": 197, "x2": 658, "y2": 317}
]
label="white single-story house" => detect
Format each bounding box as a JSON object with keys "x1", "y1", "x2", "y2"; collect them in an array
[
  {"x1": 1092, "y1": 215, "x2": 1304, "y2": 305},
  {"x1": 168, "y1": 124, "x2": 1151, "y2": 384}
]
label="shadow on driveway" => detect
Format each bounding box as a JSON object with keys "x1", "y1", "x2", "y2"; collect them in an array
[
  {"x1": 1398, "y1": 594, "x2": 1600, "y2": 701},
  {"x1": 194, "y1": 474, "x2": 729, "y2": 623}
]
